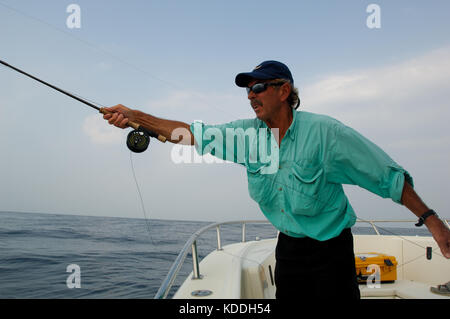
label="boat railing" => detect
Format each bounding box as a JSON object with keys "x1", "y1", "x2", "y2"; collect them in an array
[
  {"x1": 153, "y1": 218, "x2": 449, "y2": 299},
  {"x1": 154, "y1": 220, "x2": 271, "y2": 299}
]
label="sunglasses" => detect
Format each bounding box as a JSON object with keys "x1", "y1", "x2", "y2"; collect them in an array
[{"x1": 246, "y1": 82, "x2": 284, "y2": 94}]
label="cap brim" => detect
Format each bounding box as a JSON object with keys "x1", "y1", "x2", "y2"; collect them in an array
[{"x1": 235, "y1": 71, "x2": 274, "y2": 87}]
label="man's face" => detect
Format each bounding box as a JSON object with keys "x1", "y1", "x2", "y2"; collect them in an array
[{"x1": 247, "y1": 79, "x2": 285, "y2": 121}]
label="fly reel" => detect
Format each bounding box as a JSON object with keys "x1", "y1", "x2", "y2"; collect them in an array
[{"x1": 127, "y1": 129, "x2": 150, "y2": 153}]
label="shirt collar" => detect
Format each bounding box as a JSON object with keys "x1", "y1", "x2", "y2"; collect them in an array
[
  {"x1": 285, "y1": 108, "x2": 298, "y2": 141},
  {"x1": 256, "y1": 108, "x2": 298, "y2": 140}
]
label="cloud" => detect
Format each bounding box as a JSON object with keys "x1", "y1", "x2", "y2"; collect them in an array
[
  {"x1": 302, "y1": 47, "x2": 450, "y2": 116},
  {"x1": 300, "y1": 47, "x2": 450, "y2": 152},
  {"x1": 82, "y1": 114, "x2": 126, "y2": 145}
]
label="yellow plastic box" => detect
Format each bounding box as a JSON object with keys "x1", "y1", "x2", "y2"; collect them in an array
[{"x1": 355, "y1": 253, "x2": 397, "y2": 283}]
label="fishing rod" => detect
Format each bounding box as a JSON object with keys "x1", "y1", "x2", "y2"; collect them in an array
[{"x1": 0, "y1": 59, "x2": 166, "y2": 153}]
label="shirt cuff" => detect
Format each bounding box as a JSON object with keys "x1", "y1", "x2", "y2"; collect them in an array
[
  {"x1": 389, "y1": 165, "x2": 414, "y2": 204},
  {"x1": 190, "y1": 121, "x2": 206, "y2": 156}
]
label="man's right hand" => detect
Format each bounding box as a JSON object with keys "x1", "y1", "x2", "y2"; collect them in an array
[
  {"x1": 102, "y1": 104, "x2": 193, "y2": 145},
  {"x1": 102, "y1": 104, "x2": 134, "y2": 129}
]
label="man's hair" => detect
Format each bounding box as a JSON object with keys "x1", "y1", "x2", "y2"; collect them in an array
[{"x1": 274, "y1": 78, "x2": 300, "y2": 109}]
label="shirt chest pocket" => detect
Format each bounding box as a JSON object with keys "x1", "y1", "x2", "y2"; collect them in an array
[{"x1": 290, "y1": 163, "x2": 327, "y2": 216}]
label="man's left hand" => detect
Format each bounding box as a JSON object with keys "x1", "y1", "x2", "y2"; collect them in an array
[{"x1": 426, "y1": 216, "x2": 450, "y2": 258}]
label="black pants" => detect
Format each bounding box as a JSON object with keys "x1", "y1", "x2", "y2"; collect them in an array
[{"x1": 275, "y1": 228, "x2": 360, "y2": 299}]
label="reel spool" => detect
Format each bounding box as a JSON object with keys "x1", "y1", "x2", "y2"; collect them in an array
[{"x1": 127, "y1": 129, "x2": 150, "y2": 153}]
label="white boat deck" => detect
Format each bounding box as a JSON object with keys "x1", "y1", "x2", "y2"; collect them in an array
[{"x1": 173, "y1": 234, "x2": 450, "y2": 299}]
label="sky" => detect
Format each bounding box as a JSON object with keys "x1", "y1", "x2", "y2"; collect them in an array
[{"x1": 0, "y1": 0, "x2": 449, "y2": 224}]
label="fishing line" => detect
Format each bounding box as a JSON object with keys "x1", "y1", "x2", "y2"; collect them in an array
[
  {"x1": 129, "y1": 151, "x2": 156, "y2": 246},
  {"x1": 0, "y1": 59, "x2": 166, "y2": 145},
  {"x1": 0, "y1": 1, "x2": 240, "y2": 120},
  {"x1": 0, "y1": 58, "x2": 161, "y2": 244},
  {"x1": 2, "y1": 56, "x2": 445, "y2": 268},
  {"x1": 2, "y1": 1, "x2": 446, "y2": 267},
  {"x1": 4, "y1": 2, "x2": 439, "y2": 295}
]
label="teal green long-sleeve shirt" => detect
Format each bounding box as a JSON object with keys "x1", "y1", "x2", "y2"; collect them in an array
[{"x1": 190, "y1": 110, "x2": 413, "y2": 241}]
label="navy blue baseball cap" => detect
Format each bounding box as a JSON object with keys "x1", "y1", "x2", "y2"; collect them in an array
[{"x1": 235, "y1": 60, "x2": 294, "y2": 87}]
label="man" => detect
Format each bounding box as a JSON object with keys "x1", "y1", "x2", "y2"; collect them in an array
[{"x1": 103, "y1": 60, "x2": 450, "y2": 299}]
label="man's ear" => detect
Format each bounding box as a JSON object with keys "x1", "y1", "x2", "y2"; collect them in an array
[{"x1": 279, "y1": 82, "x2": 291, "y2": 103}]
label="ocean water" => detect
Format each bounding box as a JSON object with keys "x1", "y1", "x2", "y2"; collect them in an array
[{"x1": 0, "y1": 211, "x2": 432, "y2": 299}]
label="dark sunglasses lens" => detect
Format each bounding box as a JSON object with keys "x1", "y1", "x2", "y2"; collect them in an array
[
  {"x1": 247, "y1": 83, "x2": 266, "y2": 94},
  {"x1": 253, "y1": 83, "x2": 266, "y2": 93}
]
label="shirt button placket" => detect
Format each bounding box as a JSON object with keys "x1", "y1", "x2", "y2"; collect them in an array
[{"x1": 279, "y1": 187, "x2": 284, "y2": 213}]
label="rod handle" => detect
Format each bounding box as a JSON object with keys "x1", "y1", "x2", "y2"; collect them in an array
[{"x1": 99, "y1": 108, "x2": 167, "y2": 143}]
